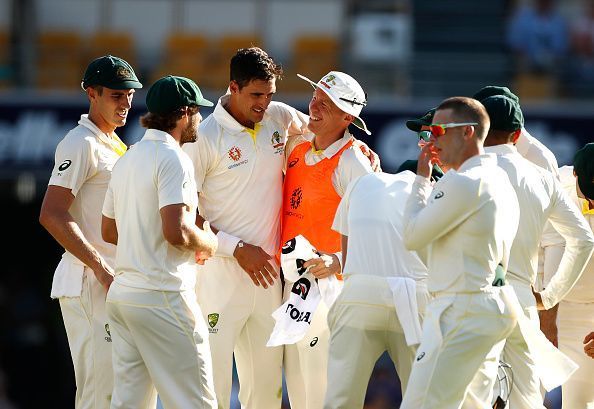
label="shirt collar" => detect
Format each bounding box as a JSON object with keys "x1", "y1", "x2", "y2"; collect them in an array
[
  {"x1": 78, "y1": 114, "x2": 127, "y2": 156},
  {"x1": 309, "y1": 129, "x2": 353, "y2": 159},
  {"x1": 484, "y1": 144, "x2": 518, "y2": 156},
  {"x1": 142, "y1": 129, "x2": 179, "y2": 146},
  {"x1": 457, "y1": 153, "x2": 497, "y2": 172}
]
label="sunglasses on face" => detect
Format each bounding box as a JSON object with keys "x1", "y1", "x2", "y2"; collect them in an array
[
  {"x1": 418, "y1": 130, "x2": 432, "y2": 142},
  {"x1": 429, "y1": 122, "x2": 478, "y2": 137}
]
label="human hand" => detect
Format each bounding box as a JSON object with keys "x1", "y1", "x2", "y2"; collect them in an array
[
  {"x1": 94, "y1": 262, "x2": 114, "y2": 293},
  {"x1": 354, "y1": 140, "x2": 382, "y2": 172},
  {"x1": 532, "y1": 287, "x2": 545, "y2": 310},
  {"x1": 584, "y1": 332, "x2": 594, "y2": 358},
  {"x1": 233, "y1": 242, "x2": 278, "y2": 288},
  {"x1": 303, "y1": 253, "x2": 340, "y2": 279},
  {"x1": 417, "y1": 141, "x2": 440, "y2": 179},
  {"x1": 538, "y1": 309, "x2": 558, "y2": 347},
  {"x1": 195, "y1": 221, "x2": 218, "y2": 265}
]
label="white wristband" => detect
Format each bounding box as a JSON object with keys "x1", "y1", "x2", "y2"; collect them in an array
[{"x1": 215, "y1": 230, "x2": 242, "y2": 257}]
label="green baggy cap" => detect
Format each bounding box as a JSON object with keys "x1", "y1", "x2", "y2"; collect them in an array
[
  {"x1": 146, "y1": 75, "x2": 213, "y2": 114},
  {"x1": 82, "y1": 55, "x2": 142, "y2": 90},
  {"x1": 406, "y1": 108, "x2": 436, "y2": 132},
  {"x1": 473, "y1": 85, "x2": 519, "y2": 104},
  {"x1": 481, "y1": 95, "x2": 524, "y2": 132}
]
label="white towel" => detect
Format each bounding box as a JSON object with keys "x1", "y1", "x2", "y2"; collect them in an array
[
  {"x1": 386, "y1": 277, "x2": 423, "y2": 346},
  {"x1": 499, "y1": 286, "x2": 578, "y2": 391},
  {"x1": 267, "y1": 235, "x2": 342, "y2": 346}
]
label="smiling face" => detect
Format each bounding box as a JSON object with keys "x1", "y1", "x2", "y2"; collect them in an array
[
  {"x1": 88, "y1": 86, "x2": 135, "y2": 134},
  {"x1": 228, "y1": 78, "x2": 276, "y2": 129},
  {"x1": 307, "y1": 88, "x2": 352, "y2": 138}
]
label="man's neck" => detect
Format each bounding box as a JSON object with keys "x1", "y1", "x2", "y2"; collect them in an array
[
  {"x1": 223, "y1": 99, "x2": 255, "y2": 129},
  {"x1": 312, "y1": 129, "x2": 344, "y2": 151},
  {"x1": 87, "y1": 111, "x2": 117, "y2": 137}
]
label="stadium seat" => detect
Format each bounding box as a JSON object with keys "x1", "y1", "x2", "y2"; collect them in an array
[
  {"x1": 152, "y1": 32, "x2": 210, "y2": 85},
  {"x1": 36, "y1": 31, "x2": 83, "y2": 90}
]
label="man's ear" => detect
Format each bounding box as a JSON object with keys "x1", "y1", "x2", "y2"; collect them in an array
[
  {"x1": 229, "y1": 80, "x2": 239, "y2": 94},
  {"x1": 345, "y1": 113, "x2": 355, "y2": 124},
  {"x1": 511, "y1": 129, "x2": 521, "y2": 144}
]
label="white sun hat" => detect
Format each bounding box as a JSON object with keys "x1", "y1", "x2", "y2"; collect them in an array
[{"x1": 297, "y1": 71, "x2": 371, "y2": 135}]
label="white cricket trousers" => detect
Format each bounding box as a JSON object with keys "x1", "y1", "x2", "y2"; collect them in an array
[
  {"x1": 400, "y1": 289, "x2": 517, "y2": 409},
  {"x1": 195, "y1": 256, "x2": 283, "y2": 409},
  {"x1": 106, "y1": 282, "x2": 217, "y2": 409},
  {"x1": 284, "y1": 285, "x2": 330, "y2": 409},
  {"x1": 324, "y1": 275, "x2": 430, "y2": 409},
  {"x1": 468, "y1": 282, "x2": 545, "y2": 409},
  {"x1": 559, "y1": 301, "x2": 594, "y2": 409},
  {"x1": 59, "y1": 266, "x2": 113, "y2": 409}
]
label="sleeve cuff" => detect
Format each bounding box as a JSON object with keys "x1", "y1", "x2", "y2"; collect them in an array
[
  {"x1": 215, "y1": 231, "x2": 241, "y2": 257},
  {"x1": 539, "y1": 290, "x2": 556, "y2": 311}
]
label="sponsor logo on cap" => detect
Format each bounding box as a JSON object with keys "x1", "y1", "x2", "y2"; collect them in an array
[{"x1": 116, "y1": 67, "x2": 133, "y2": 80}]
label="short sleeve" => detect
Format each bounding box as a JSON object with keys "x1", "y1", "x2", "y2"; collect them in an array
[
  {"x1": 102, "y1": 180, "x2": 115, "y2": 219},
  {"x1": 48, "y1": 134, "x2": 97, "y2": 196},
  {"x1": 335, "y1": 148, "x2": 373, "y2": 196},
  {"x1": 157, "y1": 150, "x2": 196, "y2": 210},
  {"x1": 332, "y1": 175, "x2": 364, "y2": 236},
  {"x1": 182, "y1": 130, "x2": 213, "y2": 193}
]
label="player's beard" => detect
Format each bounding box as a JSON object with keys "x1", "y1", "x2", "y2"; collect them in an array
[{"x1": 180, "y1": 118, "x2": 198, "y2": 145}]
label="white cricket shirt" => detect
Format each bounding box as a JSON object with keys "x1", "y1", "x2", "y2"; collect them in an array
[
  {"x1": 516, "y1": 128, "x2": 560, "y2": 179},
  {"x1": 182, "y1": 96, "x2": 308, "y2": 257},
  {"x1": 102, "y1": 129, "x2": 199, "y2": 292},
  {"x1": 333, "y1": 170, "x2": 427, "y2": 281},
  {"x1": 403, "y1": 154, "x2": 520, "y2": 294},
  {"x1": 485, "y1": 144, "x2": 594, "y2": 308},
  {"x1": 544, "y1": 166, "x2": 594, "y2": 303},
  {"x1": 49, "y1": 114, "x2": 123, "y2": 297}
]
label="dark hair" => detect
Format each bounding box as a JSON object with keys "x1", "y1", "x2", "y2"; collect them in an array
[
  {"x1": 436, "y1": 97, "x2": 490, "y2": 141},
  {"x1": 87, "y1": 85, "x2": 103, "y2": 95},
  {"x1": 140, "y1": 105, "x2": 199, "y2": 133},
  {"x1": 230, "y1": 47, "x2": 283, "y2": 89}
]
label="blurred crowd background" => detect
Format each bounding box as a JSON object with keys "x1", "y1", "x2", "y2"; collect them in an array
[{"x1": 0, "y1": 0, "x2": 592, "y2": 408}]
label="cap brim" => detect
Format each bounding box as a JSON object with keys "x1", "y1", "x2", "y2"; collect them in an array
[
  {"x1": 197, "y1": 97, "x2": 214, "y2": 107},
  {"x1": 406, "y1": 120, "x2": 422, "y2": 132},
  {"x1": 102, "y1": 80, "x2": 144, "y2": 90},
  {"x1": 297, "y1": 73, "x2": 371, "y2": 135}
]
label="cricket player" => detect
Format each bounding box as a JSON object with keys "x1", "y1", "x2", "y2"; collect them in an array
[
  {"x1": 400, "y1": 96, "x2": 520, "y2": 409},
  {"x1": 540, "y1": 142, "x2": 594, "y2": 408},
  {"x1": 324, "y1": 167, "x2": 431, "y2": 409},
  {"x1": 473, "y1": 86, "x2": 563, "y2": 346},
  {"x1": 101, "y1": 76, "x2": 218, "y2": 408},
  {"x1": 470, "y1": 96, "x2": 594, "y2": 408},
  {"x1": 182, "y1": 47, "x2": 309, "y2": 409},
  {"x1": 39, "y1": 55, "x2": 142, "y2": 409},
  {"x1": 280, "y1": 71, "x2": 374, "y2": 409}
]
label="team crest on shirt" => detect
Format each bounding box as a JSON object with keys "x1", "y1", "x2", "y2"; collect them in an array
[
  {"x1": 208, "y1": 313, "x2": 219, "y2": 333},
  {"x1": 104, "y1": 323, "x2": 112, "y2": 343},
  {"x1": 271, "y1": 131, "x2": 284, "y2": 154}
]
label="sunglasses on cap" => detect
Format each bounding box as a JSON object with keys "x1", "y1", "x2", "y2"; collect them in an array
[{"x1": 429, "y1": 122, "x2": 478, "y2": 137}]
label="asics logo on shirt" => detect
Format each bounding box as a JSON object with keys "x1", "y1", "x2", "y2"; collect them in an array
[
  {"x1": 434, "y1": 191, "x2": 444, "y2": 199},
  {"x1": 58, "y1": 159, "x2": 72, "y2": 171}
]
